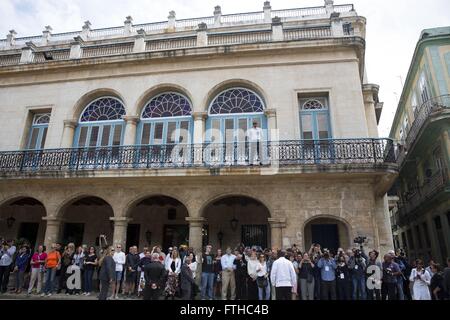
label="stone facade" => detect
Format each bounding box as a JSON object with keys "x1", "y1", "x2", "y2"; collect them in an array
[{"x1": 0, "y1": 1, "x2": 396, "y2": 265}]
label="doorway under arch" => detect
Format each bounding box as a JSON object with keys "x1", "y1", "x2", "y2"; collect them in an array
[
  {"x1": 61, "y1": 196, "x2": 114, "y2": 247},
  {"x1": 127, "y1": 195, "x2": 190, "y2": 251},
  {"x1": 203, "y1": 195, "x2": 270, "y2": 250},
  {"x1": 304, "y1": 217, "x2": 351, "y2": 254},
  {"x1": 0, "y1": 197, "x2": 46, "y2": 250}
]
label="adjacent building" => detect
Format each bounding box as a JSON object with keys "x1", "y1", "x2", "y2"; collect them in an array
[
  {"x1": 0, "y1": 1, "x2": 396, "y2": 259},
  {"x1": 390, "y1": 27, "x2": 450, "y2": 264}
]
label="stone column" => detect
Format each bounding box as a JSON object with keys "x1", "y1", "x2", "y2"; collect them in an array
[
  {"x1": 168, "y1": 11, "x2": 176, "y2": 31},
  {"x1": 440, "y1": 212, "x2": 450, "y2": 261},
  {"x1": 213, "y1": 6, "x2": 222, "y2": 27},
  {"x1": 111, "y1": 217, "x2": 131, "y2": 247},
  {"x1": 373, "y1": 195, "x2": 394, "y2": 254},
  {"x1": 425, "y1": 214, "x2": 440, "y2": 262},
  {"x1": 61, "y1": 119, "x2": 77, "y2": 148},
  {"x1": 122, "y1": 115, "x2": 140, "y2": 146},
  {"x1": 69, "y1": 36, "x2": 83, "y2": 59},
  {"x1": 263, "y1": 1, "x2": 272, "y2": 23},
  {"x1": 81, "y1": 21, "x2": 91, "y2": 40},
  {"x1": 133, "y1": 29, "x2": 146, "y2": 53},
  {"x1": 20, "y1": 42, "x2": 35, "y2": 64},
  {"x1": 330, "y1": 15, "x2": 344, "y2": 37},
  {"x1": 442, "y1": 130, "x2": 450, "y2": 179},
  {"x1": 41, "y1": 25, "x2": 52, "y2": 46},
  {"x1": 196, "y1": 23, "x2": 208, "y2": 47},
  {"x1": 124, "y1": 16, "x2": 133, "y2": 35},
  {"x1": 186, "y1": 217, "x2": 205, "y2": 253},
  {"x1": 6, "y1": 30, "x2": 17, "y2": 48},
  {"x1": 193, "y1": 112, "x2": 207, "y2": 144},
  {"x1": 43, "y1": 217, "x2": 63, "y2": 250},
  {"x1": 271, "y1": 17, "x2": 283, "y2": 42},
  {"x1": 186, "y1": 217, "x2": 205, "y2": 287},
  {"x1": 264, "y1": 109, "x2": 277, "y2": 140},
  {"x1": 268, "y1": 218, "x2": 286, "y2": 250}
]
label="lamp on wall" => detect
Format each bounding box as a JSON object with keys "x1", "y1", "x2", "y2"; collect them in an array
[
  {"x1": 230, "y1": 217, "x2": 239, "y2": 232},
  {"x1": 217, "y1": 231, "x2": 224, "y2": 248},
  {"x1": 230, "y1": 203, "x2": 239, "y2": 232},
  {"x1": 145, "y1": 230, "x2": 152, "y2": 245},
  {"x1": 6, "y1": 216, "x2": 16, "y2": 229}
]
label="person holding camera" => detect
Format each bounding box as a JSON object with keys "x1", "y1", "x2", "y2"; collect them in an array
[
  {"x1": 0, "y1": 240, "x2": 16, "y2": 293},
  {"x1": 317, "y1": 249, "x2": 337, "y2": 300},
  {"x1": 309, "y1": 243, "x2": 323, "y2": 299},
  {"x1": 381, "y1": 254, "x2": 401, "y2": 300},
  {"x1": 365, "y1": 249, "x2": 382, "y2": 300},
  {"x1": 348, "y1": 248, "x2": 367, "y2": 300},
  {"x1": 409, "y1": 259, "x2": 431, "y2": 300},
  {"x1": 335, "y1": 253, "x2": 350, "y2": 300},
  {"x1": 298, "y1": 252, "x2": 315, "y2": 300}
]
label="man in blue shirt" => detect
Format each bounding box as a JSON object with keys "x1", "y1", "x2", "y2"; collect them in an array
[
  {"x1": 317, "y1": 250, "x2": 337, "y2": 300},
  {"x1": 220, "y1": 247, "x2": 236, "y2": 300}
]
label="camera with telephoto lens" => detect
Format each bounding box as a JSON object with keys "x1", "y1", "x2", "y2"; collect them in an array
[{"x1": 354, "y1": 236, "x2": 367, "y2": 244}]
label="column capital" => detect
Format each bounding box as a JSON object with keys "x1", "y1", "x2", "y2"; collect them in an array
[
  {"x1": 186, "y1": 217, "x2": 206, "y2": 226},
  {"x1": 42, "y1": 216, "x2": 64, "y2": 224},
  {"x1": 110, "y1": 217, "x2": 132, "y2": 224},
  {"x1": 264, "y1": 108, "x2": 277, "y2": 118},
  {"x1": 268, "y1": 217, "x2": 286, "y2": 228},
  {"x1": 193, "y1": 111, "x2": 208, "y2": 121},
  {"x1": 122, "y1": 115, "x2": 140, "y2": 124},
  {"x1": 63, "y1": 119, "x2": 77, "y2": 128}
]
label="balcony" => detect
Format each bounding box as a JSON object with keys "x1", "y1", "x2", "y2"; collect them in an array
[
  {"x1": 397, "y1": 168, "x2": 449, "y2": 225},
  {"x1": 0, "y1": 138, "x2": 395, "y2": 176},
  {"x1": 397, "y1": 95, "x2": 450, "y2": 166}
]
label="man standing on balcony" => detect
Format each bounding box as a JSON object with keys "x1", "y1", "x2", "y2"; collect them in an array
[{"x1": 247, "y1": 121, "x2": 264, "y2": 165}]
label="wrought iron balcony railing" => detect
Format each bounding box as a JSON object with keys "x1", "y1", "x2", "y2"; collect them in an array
[
  {"x1": 0, "y1": 139, "x2": 395, "y2": 173},
  {"x1": 397, "y1": 95, "x2": 450, "y2": 166},
  {"x1": 396, "y1": 168, "x2": 449, "y2": 225}
]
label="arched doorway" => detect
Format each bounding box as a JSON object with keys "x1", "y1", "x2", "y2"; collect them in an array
[
  {"x1": 61, "y1": 196, "x2": 113, "y2": 247},
  {"x1": 0, "y1": 197, "x2": 46, "y2": 250},
  {"x1": 304, "y1": 217, "x2": 351, "y2": 254},
  {"x1": 203, "y1": 196, "x2": 270, "y2": 250},
  {"x1": 128, "y1": 196, "x2": 189, "y2": 251}
]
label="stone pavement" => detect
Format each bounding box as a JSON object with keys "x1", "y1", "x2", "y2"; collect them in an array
[{"x1": 0, "y1": 291, "x2": 144, "y2": 300}]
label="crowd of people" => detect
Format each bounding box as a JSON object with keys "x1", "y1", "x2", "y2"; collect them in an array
[{"x1": 1, "y1": 237, "x2": 450, "y2": 301}]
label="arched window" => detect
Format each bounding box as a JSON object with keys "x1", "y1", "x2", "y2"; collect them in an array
[
  {"x1": 74, "y1": 97, "x2": 126, "y2": 147},
  {"x1": 27, "y1": 113, "x2": 51, "y2": 149},
  {"x1": 299, "y1": 96, "x2": 331, "y2": 140},
  {"x1": 209, "y1": 88, "x2": 264, "y2": 115},
  {"x1": 207, "y1": 87, "x2": 267, "y2": 144},
  {"x1": 139, "y1": 92, "x2": 193, "y2": 145}
]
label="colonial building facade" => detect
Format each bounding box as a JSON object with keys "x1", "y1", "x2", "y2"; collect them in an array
[
  {"x1": 0, "y1": 1, "x2": 396, "y2": 259},
  {"x1": 390, "y1": 27, "x2": 450, "y2": 264}
]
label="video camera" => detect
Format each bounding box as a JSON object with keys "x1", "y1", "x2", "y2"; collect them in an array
[{"x1": 353, "y1": 236, "x2": 367, "y2": 245}]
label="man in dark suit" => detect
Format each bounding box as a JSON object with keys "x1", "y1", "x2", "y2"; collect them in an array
[
  {"x1": 98, "y1": 247, "x2": 116, "y2": 300},
  {"x1": 143, "y1": 253, "x2": 167, "y2": 300},
  {"x1": 180, "y1": 256, "x2": 195, "y2": 300}
]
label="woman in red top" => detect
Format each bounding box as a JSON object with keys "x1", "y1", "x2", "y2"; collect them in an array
[{"x1": 27, "y1": 245, "x2": 47, "y2": 295}]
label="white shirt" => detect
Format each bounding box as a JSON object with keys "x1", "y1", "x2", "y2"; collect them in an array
[
  {"x1": 113, "y1": 251, "x2": 126, "y2": 272},
  {"x1": 270, "y1": 257, "x2": 297, "y2": 288},
  {"x1": 256, "y1": 261, "x2": 268, "y2": 277},
  {"x1": 247, "y1": 127, "x2": 263, "y2": 142},
  {"x1": 247, "y1": 259, "x2": 259, "y2": 279},
  {"x1": 165, "y1": 257, "x2": 181, "y2": 274},
  {"x1": 409, "y1": 268, "x2": 431, "y2": 300},
  {"x1": 189, "y1": 261, "x2": 198, "y2": 279}
]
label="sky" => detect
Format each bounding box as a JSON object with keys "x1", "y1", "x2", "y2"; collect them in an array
[{"x1": 1, "y1": 0, "x2": 449, "y2": 137}]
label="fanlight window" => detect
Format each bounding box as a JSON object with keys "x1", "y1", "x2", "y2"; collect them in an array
[
  {"x1": 33, "y1": 113, "x2": 51, "y2": 124},
  {"x1": 209, "y1": 88, "x2": 264, "y2": 115},
  {"x1": 301, "y1": 99, "x2": 326, "y2": 110},
  {"x1": 80, "y1": 97, "x2": 126, "y2": 122},
  {"x1": 142, "y1": 92, "x2": 192, "y2": 119}
]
